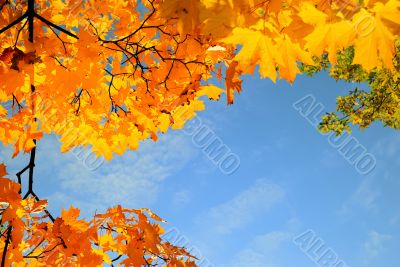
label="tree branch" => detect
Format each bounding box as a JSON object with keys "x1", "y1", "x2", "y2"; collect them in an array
[
  {"x1": 0, "y1": 13, "x2": 28, "y2": 35},
  {"x1": 1, "y1": 227, "x2": 11, "y2": 267},
  {"x1": 35, "y1": 14, "x2": 79, "y2": 39}
]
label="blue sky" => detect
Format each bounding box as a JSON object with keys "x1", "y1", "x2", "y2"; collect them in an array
[{"x1": 1, "y1": 72, "x2": 400, "y2": 267}]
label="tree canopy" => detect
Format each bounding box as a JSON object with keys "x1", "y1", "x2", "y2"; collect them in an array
[{"x1": 0, "y1": 0, "x2": 398, "y2": 158}]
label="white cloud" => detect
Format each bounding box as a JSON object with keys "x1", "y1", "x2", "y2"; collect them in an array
[
  {"x1": 253, "y1": 231, "x2": 292, "y2": 253},
  {"x1": 338, "y1": 177, "x2": 380, "y2": 217},
  {"x1": 219, "y1": 227, "x2": 295, "y2": 267},
  {"x1": 225, "y1": 249, "x2": 277, "y2": 267},
  {"x1": 197, "y1": 179, "x2": 285, "y2": 234},
  {"x1": 362, "y1": 231, "x2": 392, "y2": 262},
  {"x1": 371, "y1": 134, "x2": 400, "y2": 160},
  {"x1": 2, "y1": 132, "x2": 197, "y2": 217},
  {"x1": 338, "y1": 134, "x2": 400, "y2": 223},
  {"x1": 54, "y1": 133, "x2": 196, "y2": 211}
]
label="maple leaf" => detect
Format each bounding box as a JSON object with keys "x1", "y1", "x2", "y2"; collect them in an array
[
  {"x1": 223, "y1": 27, "x2": 279, "y2": 81},
  {"x1": 275, "y1": 36, "x2": 314, "y2": 83},
  {"x1": 160, "y1": 0, "x2": 201, "y2": 34},
  {"x1": 0, "y1": 178, "x2": 20, "y2": 202},
  {"x1": 0, "y1": 163, "x2": 6, "y2": 178},
  {"x1": 197, "y1": 85, "x2": 225, "y2": 100},
  {"x1": 225, "y1": 61, "x2": 242, "y2": 104},
  {"x1": 352, "y1": 8, "x2": 397, "y2": 70},
  {"x1": 298, "y1": 2, "x2": 328, "y2": 26}
]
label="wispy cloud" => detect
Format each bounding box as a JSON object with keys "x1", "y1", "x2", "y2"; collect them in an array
[
  {"x1": 197, "y1": 179, "x2": 285, "y2": 234},
  {"x1": 221, "y1": 229, "x2": 293, "y2": 267},
  {"x1": 371, "y1": 134, "x2": 400, "y2": 160},
  {"x1": 55, "y1": 133, "x2": 196, "y2": 212},
  {"x1": 223, "y1": 249, "x2": 278, "y2": 267},
  {"x1": 338, "y1": 177, "x2": 380, "y2": 217},
  {"x1": 253, "y1": 231, "x2": 292, "y2": 253},
  {"x1": 338, "y1": 134, "x2": 400, "y2": 219},
  {"x1": 362, "y1": 231, "x2": 392, "y2": 263},
  {"x1": 1, "y1": 132, "x2": 197, "y2": 217}
]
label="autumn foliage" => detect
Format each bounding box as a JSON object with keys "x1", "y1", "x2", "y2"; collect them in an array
[
  {"x1": 0, "y1": 0, "x2": 399, "y2": 266},
  {"x1": 0, "y1": 164, "x2": 197, "y2": 266}
]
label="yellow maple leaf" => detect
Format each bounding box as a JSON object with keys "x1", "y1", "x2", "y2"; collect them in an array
[
  {"x1": 223, "y1": 27, "x2": 278, "y2": 81},
  {"x1": 91, "y1": 138, "x2": 113, "y2": 160},
  {"x1": 373, "y1": 0, "x2": 400, "y2": 25},
  {"x1": 353, "y1": 9, "x2": 396, "y2": 70},
  {"x1": 304, "y1": 21, "x2": 356, "y2": 63},
  {"x1": 197, "y1": 85, "x2": 225, "y2": 100},
  {"x1": 275, "y1": 36, "x2": 314, "y2": 83},
  {"x1": 298, "y1": 2, "x2": 328, "y2": 25}
]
